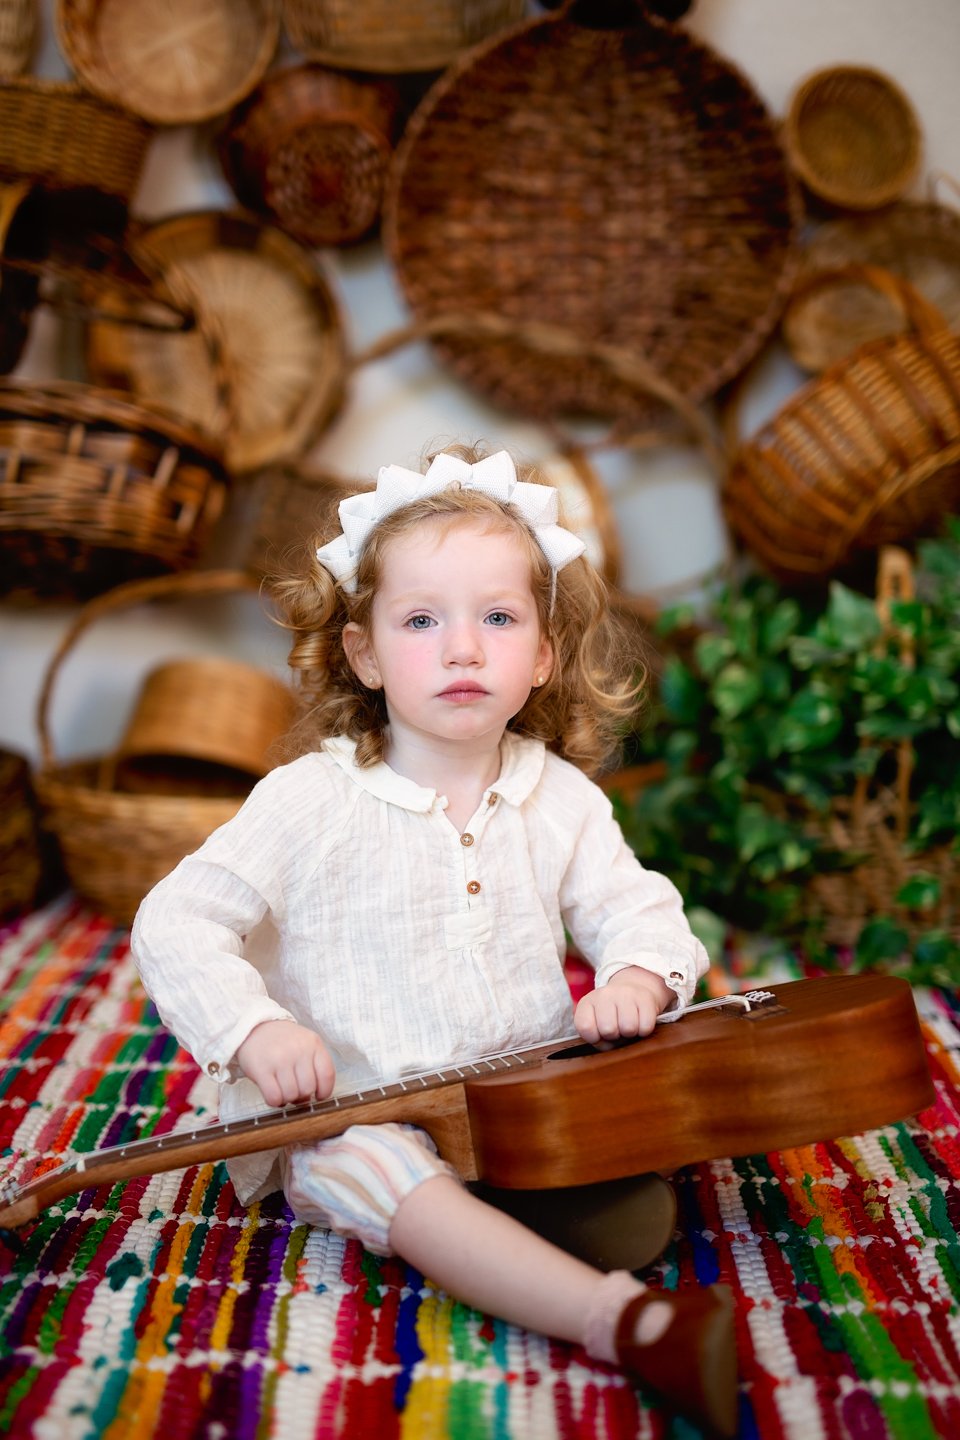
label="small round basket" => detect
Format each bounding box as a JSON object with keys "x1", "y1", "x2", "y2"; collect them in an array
[
  {"x1": 384, "y1": 0, "x2": 799, "y2": 430},
  {"x1": 0, "y1": 380, "x2": 228, "y2": 604},
  {"x1": 783, "y1": 200, "x2": 960, "y2": 372},
  {"x1": 0, "y1": 0, "x2": 37, "y2": 78},
  {"x1": 784, "y1": 64, "x2": 921, "y2": 211},
  {"x1": 722, "y1": 265, "x2": 960, "y2": 583},
  {"x1": 218, "y1": 65, "x2": 402, "y2": 247},
  {"x1": 56, "y1": 0, "x2": 280, "y2": 126},
  {"x1": 34, "y1": 570, "x2": 294, "y2": 925},
  {"x1": 84, "y1": 210, "x2": 346, "y2": 474},
  {"x1": 279, "y1": 0, "x2": 527, "y2": 73}
]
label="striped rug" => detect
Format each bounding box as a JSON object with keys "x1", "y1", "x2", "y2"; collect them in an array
[{"x1": 1, "y1": 898, "x2": 959, "y2": 1438}]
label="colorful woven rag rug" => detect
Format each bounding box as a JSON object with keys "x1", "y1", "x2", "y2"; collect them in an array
[{"x1": 1, "y1": 898, "x2": 959, "y2": 1439}]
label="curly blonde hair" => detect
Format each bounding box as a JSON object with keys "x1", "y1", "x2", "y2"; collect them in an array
[{"x1": 271, "y1": 444, "x2": 644, "y2": 775}]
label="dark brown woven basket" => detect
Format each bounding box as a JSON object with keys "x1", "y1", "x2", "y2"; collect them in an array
[
  {"x1": 33, "y1": 570, "x2": 290, "y2": 924},
  {"x1": 280, "y1": 0, "x2": 526, "y2": 72},
  {"x1": 56, "y1": 0, "x2": 280, "y2": 126},
  {"x1": 218, "y1": 64, "x2": 402, "y2": 247},
  {"x1": 383, "y1": 0, "x2": 800, "y2": 431},
  {"x1": 722, "y1": 265, "x2": 960, "y2": 584},
  {"x1": 0, "y1": 380, "x2": 228, "y2": 604}
]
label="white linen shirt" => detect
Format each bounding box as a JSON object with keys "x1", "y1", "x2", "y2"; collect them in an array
[{"x1": 132, "y1": 732, "x2": 708, "y2": 1202}]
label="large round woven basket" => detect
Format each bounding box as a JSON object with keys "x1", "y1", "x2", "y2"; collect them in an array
[
  {"x1": 279, "y1": 0, "x2": 526, "y2": 73},
  {"x1": 722, "y1": 265, "x2": 960, "y2": 583},
  {"x1": 84, "y1": 210, "x2": 346, "y2": 474},
  {"x1": 218, "y1": 64, "x2": 402, "y2": 247},
  {"x1": 384, "y1": 0, "x2": 800, "y2": 430},
  {"x1": 56, "y1": 0, "x2": 279, "y2": 126},
  {"x1": 783, "y1": 200, "x2": 960, "y2": 372},
  {"x1": 34, "y1": 570, "x2": 292, "y2": 925},
  {"x1": 0, "y1": 380, "x2": 228, "y2": 603}
]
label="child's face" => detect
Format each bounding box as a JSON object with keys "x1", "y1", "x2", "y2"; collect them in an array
[{"x1": 344, "y1": 519, "x2": 553, "y2": 757}]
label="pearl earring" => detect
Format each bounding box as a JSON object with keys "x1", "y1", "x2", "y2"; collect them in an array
[
  {"x1": 368, "y1": 676, "x2": 377, "y2": 687},
  {"x1": 535, "y1": 675, "x2": 545, "y2": 686}
]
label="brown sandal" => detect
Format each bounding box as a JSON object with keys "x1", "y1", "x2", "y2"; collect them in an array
[{"x1": 615, "y1": 1283, "x2": 737, "y2": 1437}]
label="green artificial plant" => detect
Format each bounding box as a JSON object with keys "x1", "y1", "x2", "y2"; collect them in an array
[{"x1": 617, "y1": 521, "x2": 960, "y2": 984}]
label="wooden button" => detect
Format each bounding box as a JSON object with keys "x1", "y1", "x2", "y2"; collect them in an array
[
  {"x1": 460, "y1": 833, "x2": 474, "y2": 846},
  {"x1": 467, "y1": 880, "x2": 482, "y2": 895}
]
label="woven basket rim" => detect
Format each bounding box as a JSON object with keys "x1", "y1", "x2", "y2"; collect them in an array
[
  {"x1": 0, "y1": 377, "x2": 226, "y2": 458},
  {"x1": 280, "y1": 0, "x2": 527, "y2": 74}
]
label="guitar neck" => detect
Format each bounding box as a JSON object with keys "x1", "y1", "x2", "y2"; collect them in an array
[{"x1": 0, "y1": 1036, "x2": 574, "y2": 1228}]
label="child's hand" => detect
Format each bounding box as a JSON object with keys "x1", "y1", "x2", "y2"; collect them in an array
[
  {"x1": 574, "y1": 965, "x2": 673, "y2": 1046},
  {"x1": 236, "y1": 1020, "x2": 336, "y2": 1107}
]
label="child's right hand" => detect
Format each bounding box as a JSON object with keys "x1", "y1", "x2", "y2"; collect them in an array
[{"x1": 236, "y1": 1020, "x2": 336, "y2": 1107}]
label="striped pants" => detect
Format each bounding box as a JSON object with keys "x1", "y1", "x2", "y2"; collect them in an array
[{"x1": 281, "y1": 1122, "x2": 460, "y2": 1256}]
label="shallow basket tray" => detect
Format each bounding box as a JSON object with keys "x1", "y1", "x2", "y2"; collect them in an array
[
  {"x1": 783, "y1": 64, "x2": 921, "y2": 211},
  {"x1": 56, "y1": 0, "x2": 279, "y2": 126},
  {"x1": 34, "y1": 570, "x2": 292, "y2": 925},
  {"x1": 384, "y1": 0, "x2": 800, "y2": 430},
  {"x1": 84, "y1": 210, "x2": 346, "y2": 474},
  {"x1": 783, "y1": 200, "x2": 960, "y2": 372},
  {"x1": 0, "y1": 380, "x2": 228, "y2": 604},
  {"x1": 722, "y1": 265, "x2": 960, "y2": 583},
  {"x1": 279, "y1": 0, "x2": 526, "y2": 73}
]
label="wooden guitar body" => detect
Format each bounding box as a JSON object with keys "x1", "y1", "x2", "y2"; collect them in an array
[{"x1": 0, "y1": 975, "x2": 934, "y2": 1228}]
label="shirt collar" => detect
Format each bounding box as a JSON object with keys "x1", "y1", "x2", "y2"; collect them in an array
[{"x1": 321, "y1": 731, "x2": 546, "y2": 813}]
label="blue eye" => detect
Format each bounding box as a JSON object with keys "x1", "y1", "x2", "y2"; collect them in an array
[
  {"x1": 407, "y1": 614, "x2": 435, "y2": 629},
  {"x1": 485, "y1": 611, "x2": 512, "y2": 627}
]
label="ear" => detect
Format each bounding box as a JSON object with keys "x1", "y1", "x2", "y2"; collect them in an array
[
  {"x1": 534, "y1": 633, "x2": 554, "y2": 685},
  {"x1": 343, "y1": 622, "x2": 380, "y2": 687}
]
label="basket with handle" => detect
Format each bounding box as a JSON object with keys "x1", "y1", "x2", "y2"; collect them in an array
[
  {"x1": 0, "y1": 380, "x2": 229, "y2": 604},
  {"x1": 34, "y1": 570, "x2": 295, "y2": 925},
  {"x1": 722, "y1": 264, "x2": 960, "y2": 584},
  {"x1": 279, "y1": 0, "x2": 526, "y2": 73},
  {"x1": 56, "y1": 0, "x2": 280, "y2": 126}
]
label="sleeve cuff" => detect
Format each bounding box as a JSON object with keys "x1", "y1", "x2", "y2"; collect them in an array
[
  {"x1": 198, "y1": 1004, "x2": 298, "y2": 1085},
  {"x1": 593, "y1": 954, "x2": 696, "y2": 1010}
]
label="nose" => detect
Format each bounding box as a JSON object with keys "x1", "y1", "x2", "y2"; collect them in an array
[{"x1": 442, "y1": 619, "x2": 484, "y2": 666}]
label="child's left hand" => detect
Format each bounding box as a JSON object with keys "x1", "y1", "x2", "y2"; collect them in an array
[{"x1": 574, "y1": 965, "x2": 673, "y2": 1045}]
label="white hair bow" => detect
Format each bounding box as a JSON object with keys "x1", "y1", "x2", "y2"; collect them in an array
[{"x1": 315, "y1": 450, "x2": 586, "y2": 594}]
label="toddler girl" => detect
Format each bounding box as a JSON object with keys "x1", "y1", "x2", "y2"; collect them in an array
[{"x1": 132, "y1": 444, "x2": 736, "y2": 1435}]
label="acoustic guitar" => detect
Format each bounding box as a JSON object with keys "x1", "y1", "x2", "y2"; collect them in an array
[{"x1": 0, "y1": 975, "x2": 934, "y2": 1229}]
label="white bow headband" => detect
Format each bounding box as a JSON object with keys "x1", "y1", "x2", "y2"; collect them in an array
[{"x1": 315, "y1": 450, "x2": 587, "y2": 594}]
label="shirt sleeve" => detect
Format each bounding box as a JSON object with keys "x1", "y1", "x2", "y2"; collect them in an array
[
  {"x1": 556, "y1": 775, "x2": 709, "y2": 1012},
  {"x1": 130, "y1": 764, "x2": 311, "y2": 1083}
]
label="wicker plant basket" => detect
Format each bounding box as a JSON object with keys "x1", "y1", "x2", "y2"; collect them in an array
[
  {"x1": 280, "y1": 0, "x2": 526, "y2": 73},
  {"x1": 0, "y1": 747, "x2": 45, "y2": 921},
  {"x1": 84, "y1": 210, "x2": 346, "y2": 474},
  {"x1": 34, "y1": 570, "x2": 291, "y2": 925},
  {"x1": 722, "y1": 265, "x2": 960, "y2": 583},
  {"x1": 56, "y1": 0, "x2": 280, "y2": 126},
  {"x1": 783, "y1": 200, "x2": 960, "y2": 372},
  {"x1": 384, "y1": 0, "x2": 800, "y2": 430},
  {"x1": 0, "y1": 380, "x2": 228, "y2": 604},
  {"x1": 218, "y1": 64, "x2": 402, "y2": 247},
  {"x1": 784, "y1": 64, "x2": 922, "y2": 211},
  {"x1": 0, "y1": 0, "x2": 36, "y2": 78}
]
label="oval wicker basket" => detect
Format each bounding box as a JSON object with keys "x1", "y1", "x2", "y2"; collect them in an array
[
  {"x1": 384, "y1": 0, "x2": 800, "y2": 430},
  {"x1": 783, "y1": 200, "x2": 960, "y2": 372},
  {"x1": 34, "y1": 570, "x2": 292, "y2": 925},
  {"x1": 84, "y1": 210, "x2": 346, "y2": 474},
  {"x1": 218, "y1": 64, "x2": 402, "y2": 247},
  {"x1": 784, "y1": 64, "x2": 922, "y2": 211},
  {"x1": 279, "y1": 0, "x2": 527, "y2": 73},
  {"x1": 0, "y1": 0, "x2": 36, "y2": 78},
  {"x1": 722, "y1": 265, "x2": 960, "y2": 584},
  {"x1": 56, "y1": 0, "x2": 280, "y2": 126},
  {"x1": 0, "y1": 380, "x2": 228, "y2": 604}
]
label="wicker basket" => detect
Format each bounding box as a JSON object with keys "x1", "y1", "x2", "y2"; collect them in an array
[
  {"x1": 783, "y1": 200, "x2": 960, "y2": 372},
  {"x1": 722, "y1": 265, "x2": 960, "y2": 583},
  {"x1": 0, "y1": 380, "x2": 228, "y2": 604},
  {"x1": 0, "y1": 0, "x2": 36, "y2": 78},
  {"x1": 784, "y1": 64, "x2": 922, "y2": 211},
  {"x1": 384, "y1": 0, "x2": 800, "y2": 429},
  {"x1": 218, "y1": 64, "x2": 402, "y2": 247},
  {"x1": 84, "y1": 210, "x2": 346, "y2": 474},
  {"x1": 56, "y1": 0, "x2": 280, "y2": 126},
  {"x1": 34, "y1": 570, "x2": 291, "y2": 924},
  {"x1": 0, "y1": 747, "x2": 45, "y2": 921},
  {"x1": 280, "y1": 0, "x2": 527, "y2": 73}
]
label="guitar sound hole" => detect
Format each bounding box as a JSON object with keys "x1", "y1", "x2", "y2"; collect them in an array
[{"x1": 546, "y1": 1035, "x2": 640, "y2": 1062}]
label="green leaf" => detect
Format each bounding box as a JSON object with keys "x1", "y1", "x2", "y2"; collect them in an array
[
  {"x1": 694, "y1": 632, "x2": 735, "y2": 680},
  {"x1": 774, "y1": 687, "x2": 843, "y2": 753},
  {"x1": 660, "y1": 658, "x2": 704, "y2": 725},
  {"x1": 856, "y1": 917, "x2": 910, "y2": 967},
  {"x1": 895, "y1": 873, "x2": 942, "y2": 910},
  {"x1": 826, "y1": 582, "x2": 883, "y2": 650},
  {"x1": 712, "y1": 662, "x2": 763, "y2": 719}
]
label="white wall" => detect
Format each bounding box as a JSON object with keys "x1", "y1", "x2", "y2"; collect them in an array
[{"x1": 2, "y1": 0, "x2": 959, "y2": 767}]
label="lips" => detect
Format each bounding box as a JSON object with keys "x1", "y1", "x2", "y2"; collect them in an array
[{"x1": 438, "y1": 682, "x2": 488, "y2": 699}]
